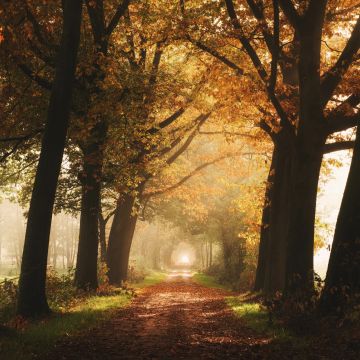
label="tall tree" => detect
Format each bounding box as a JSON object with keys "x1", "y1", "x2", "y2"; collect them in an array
[
  {"x1": 17, "y1": 0, "x2": 83, "y2": 316},
  {"x1": 320, "y1": 118, "x2": 360, "y2": 313},
  {"x1": 182, "y1": 0, "x2": 360, "y2": 294},
  {"x1": 73, "y1": 0, "x2": 130, "y2": 289}
]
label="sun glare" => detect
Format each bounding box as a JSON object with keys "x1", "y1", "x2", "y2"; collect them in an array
[{"x1": 180, "y1": 255, "x2": 190, "y2": 264}]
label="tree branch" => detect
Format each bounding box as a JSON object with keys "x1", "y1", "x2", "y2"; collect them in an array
[
  {"x1": 148, "y1": 108, "x2": 186, "y2": 135},
  {"x1": 326, "y1": 113, "x2": 360, "y2": 134},
  {"x1": 0, "y1": 129, "x2": 42, "y2": 163},
  {"x1": 278, "y1": 0, "x2": 301, "y2": 30},
  {"x1": 224, "y1": 0, "x2": 292, "y2": 131},
  {"x1": 269, "y1": 0, "x2": 280, "y2": 92},
  {"x1": 198, "y1": 130, "x2": 256, "y2": 139},
  {"x1": 23, "y1": 1, "x2": 58, "y2": 50},
  {"x1": 321, "y1": 16, "x2": 360, "y2": 106},
  {"x1": 17, "y1": 63, "x2": 53, "y2": 90},
  {"x1": 0, "y1": 129, "x2": 43, "y2": 142},
  {"x1": 148, "y1": 41, "x2": 164, "y2": 87},
  {"x1": 188, "y1": 36, "x2": 244, "y2": 75},
  {"x1": 166, "y1": 113, "x2": 211, "y2": 165},
  {"x1": 323, "y1": 141, "x2": 355, "y2": 153},
  {"x1": 106, "y1": 0, "x2": 130, "y2": 36},
  {"x1": 85, "y1": 0, "x2": 106, "y2": 49},
  {"x1": 144, "y1": 151, "x2": 259, "y2": 198}
]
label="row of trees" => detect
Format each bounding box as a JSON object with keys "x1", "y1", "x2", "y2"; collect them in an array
[
  {"x1": 178, "y1": 0, "x2": 359, "y2": 312},
  {"x1": 0, "y1": 0, "x2": 359, "y2": 317},
  {"x1": 1, "y1": 0, "x2": 257, "y2": 316}
]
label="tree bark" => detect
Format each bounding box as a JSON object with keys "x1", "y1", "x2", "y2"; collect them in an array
[
  {"x1": 264, "y1": 143, "x2": 293, "y2": 293},
  {"x1": 107, "y1": 184, "x2": 144, "y2": 285},
  {"x1": 320, "y1": 122, "x2": 360, "y2": 313},
  {"x1": 17, "y1": 0, "x2": 82, "y2": 317},
  {"x1": 254, "y1": 150, "x2": 275, "y2": 291},
  {"x1": 99, "y1": 212, "x2": 107, "y2": 263},
  {"x1": 285, "y1": 16, "x2": 327, "y2": 295},
  {"x1": 74, "y1": 121, "x2": 106, "y2": 289}
]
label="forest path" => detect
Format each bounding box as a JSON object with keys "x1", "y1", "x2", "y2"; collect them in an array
[{"x1": 43, "y1": 274, "x2": 297, "y2": 360}]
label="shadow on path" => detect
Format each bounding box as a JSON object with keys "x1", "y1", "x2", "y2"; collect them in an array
[{"x1": 42, "y1": 274, "x2": 350, "y2": 360}]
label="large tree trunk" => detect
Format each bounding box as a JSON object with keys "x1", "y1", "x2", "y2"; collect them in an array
[
  {"x1": 107, "y1": 185, "x2": 144, "y2": 285},
  {"x1": 74, "y1": 122, "x2": 106, "y2": 289},
  {"x1": 263, "y1": 143, "x2": 293, "y2": 293},
  {"x1": 320, "y1": 123, "x2": 360, "y2": 313},
  {"x1": 17, "y1": 0, "x2": 82, "y2": 317},
  {"x1": 285, "y1": 140, "x2": 324, "y2": 294},
  {"x1": 285, "y1": 16, "x2": 327, "y2": 295}
]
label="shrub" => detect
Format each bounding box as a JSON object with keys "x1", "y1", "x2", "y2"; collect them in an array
[{"x1": 0, "y1": 278, "x2": 18, "y2": 322}]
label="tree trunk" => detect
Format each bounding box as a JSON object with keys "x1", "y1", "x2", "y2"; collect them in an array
[
  {"x1": 99, "y1": 212, "x2": 107, "y2": 263},
  {"x1": 52, "y1": 237, "x2": 57, "y2": 270},
  {"x1": 264, "y1": 143, "x2": 293, "y2": 293},
  {"x1": 107, "y1": 185, "x2": 144, "y2": 285},
  {"x1": 254, "y1": 151, "x2": 275, "y2": 291},
  {"x1": 200, "y1": 242, "x2": 205, "y2": 269},
  {"x1": 17, "y1": 0, "x2": 82, "y2": 317},
  {"x1": 285, "y1": 141, "x2": 324, "y2": 294},
  {"x1": 285, "y1": 18, "x2": 326, "y2": 295},
  {"x1": 74, "y1": 118, "x2": 107, "y2": 289},
  {"x1": 152, "y1": 243, "x2": 161, "y2": 270},
  {"x1": 320, "y1": 123, "x2": 360, "y2": 313}
]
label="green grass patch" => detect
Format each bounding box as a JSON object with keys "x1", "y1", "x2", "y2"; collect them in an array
[
  {"x1": 132, "y1": 271, "x2": 167, "y2": 288},
  {"x1": 192, "y1": 273, "x2": 231, "y2": 291},
  {"x1": 226, "y1": 296, "x2": 293, "y2": 341},
  {"x1": 192, "y1": 274, "x2": 296, "y2": 342},
  {"x1": 0, "y1": 292, "x2": 131, "y2": 360}
]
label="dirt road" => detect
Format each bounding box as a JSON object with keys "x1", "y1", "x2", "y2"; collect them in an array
[{"x1": 43, "y1": 274, "x2": 355, "y2": 360}]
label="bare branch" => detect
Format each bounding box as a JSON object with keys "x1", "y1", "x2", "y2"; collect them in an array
[
  {"x1": 323, "y1": 141, "x2": 355, "y2": 153},
  {"x1": 326, "y1": 113, "x2": 360, "y2": 134}
]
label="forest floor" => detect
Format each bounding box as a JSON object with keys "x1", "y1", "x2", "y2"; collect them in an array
[{"x1": 39, "y1": 272, "x2": 360, "y2": 360}]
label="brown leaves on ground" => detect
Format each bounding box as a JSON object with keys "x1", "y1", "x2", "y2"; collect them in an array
[{"x1": 42, "y1": 277, "x2": 359, "y2": 360}]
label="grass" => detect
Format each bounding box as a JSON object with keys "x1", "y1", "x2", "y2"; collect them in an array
[
  {"x1": 193, "y1": 273, "x2": 295, "y2": 342},
  {"x1": 0, "y1": 292, "x2": 131, "y2": 360},
  {"x1": 192, "y1": 272, "x2": 231, "y2": 291},
  {"x1": 226, "y1": 296, "x2": 293, "y2": 340},
  {"x1": 0, "y1": 271, "x2": 167, "y2": 360},
  {"x1": 132, "y1": 270, "x2": 167, "y2": 288}
]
